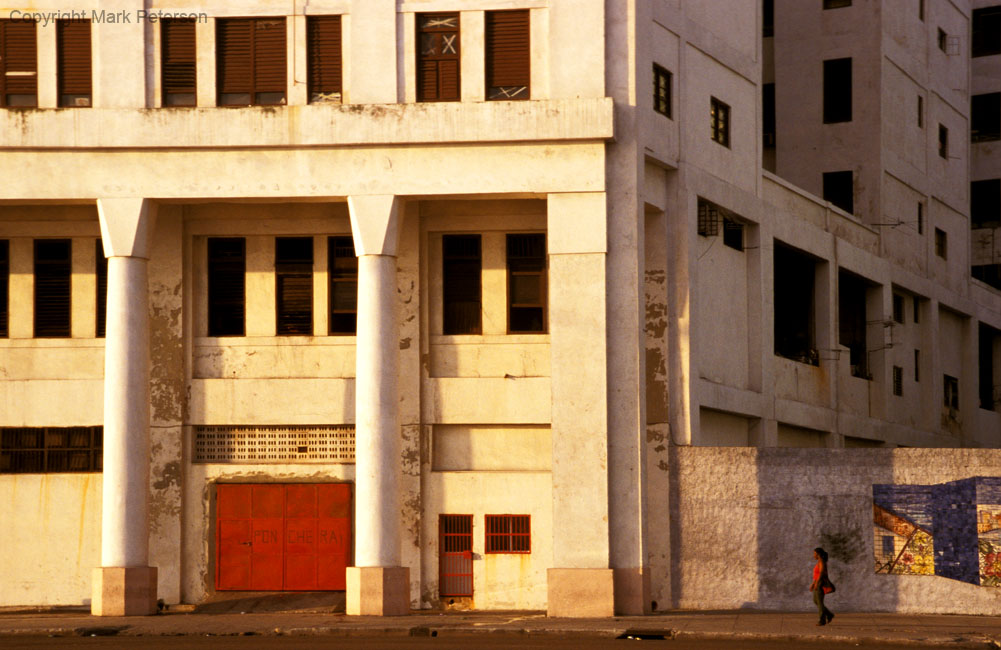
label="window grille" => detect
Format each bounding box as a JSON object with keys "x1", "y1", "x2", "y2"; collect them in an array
[
  {"x1": 96, "y1": 239, "x2": 107, "y2": 338},
  {"x1": 56, "y1": 19, "x2": 91, "y2": 107},
  {"x1": 217, "y1": 18, "x2": 287, "y2": 106},
  {"x1": 0, "y1": 426, "x2": 102, "y2": 474},
  {"x1": 0, "y1": 240, "x2": 7, "y2": 338},
  {"x1": 0, "y1": 19, "x2": 38, "y2": 107},
  {"x1": 329, "y1": 236, "x2": 357, "y2": 334},
  {"x1": 417, "y1": 13, "x2": 460, "y2": 102},
  {"x1": 485, "y1": 514, "x2": 530, "y2": 553},
  {"x1": 307, "y1": 15, "x2": 342, "y2": 103},
  {"x1": 193, "y1": 425, "x2": 355, "y2": 463},
  {"x1": 208, "y1": 238, "x2": 246, "y2": 336},
  {"x1": 507, "y1": 233, "x2": 546, "y2": 333},
  {"x1": 486, "y1": 10, "x2": 529, "y2": 100},
  {"x1": 442, "y1": 234, "x2": 481, "y2": 334},
  {"x1": 439, "y1": 514, "x2": 473, "y2": 597},
  {"x1": 697, "y1": 199, "x2": 719, "y2": 237},
  {"x1": 653, "y1": 64, "x2": 672, "y2": 118},
  {"x1": 275, "y1": 237, "x2": 314, "y2": 336},
  {"x1": 710, "y1": 97, "x2": 730, "y2": 147},
  {"x1": 161, "y1": 18, "x2": 196, "y2": 106},
  {"x1": 34, "y1": 239, "x2": 71, "y2": 338}
]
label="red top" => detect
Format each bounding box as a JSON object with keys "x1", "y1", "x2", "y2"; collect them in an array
[{"x1": 814, "y1": 561, "x2": 832, "y2": 593}]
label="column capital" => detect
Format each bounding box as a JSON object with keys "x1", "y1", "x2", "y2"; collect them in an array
[
  {"x1": 97, "y1": 198, "x2": 157, "y2": 259},
  {"x1": 348, "y1": 195, "x2": 401, "y2": 257}
]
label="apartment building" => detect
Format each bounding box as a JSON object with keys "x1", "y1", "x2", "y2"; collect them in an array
[{"x1": 0, "y1": 0, "x2": 999, "y2": 618}]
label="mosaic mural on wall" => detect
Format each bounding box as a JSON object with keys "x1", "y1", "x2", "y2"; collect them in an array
[{"x1": 873, "y1": 477, "x2": 1001, "y2": 586}]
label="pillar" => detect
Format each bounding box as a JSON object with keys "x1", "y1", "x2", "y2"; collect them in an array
[
  {"x1": 346, "y1": 195, "x2": 409, "y2": 616},
  {"x1": 93, "y1": 198, "x2": 158, "y2": 616}
]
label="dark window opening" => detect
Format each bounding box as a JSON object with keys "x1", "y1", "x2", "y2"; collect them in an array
[
  {"x1": 980, "y1": 324, "x2": 998, "y2": 411},
  {"x1": 938, "y1": 28, "x2": 948, "y2": 52},
  {"x1": 944, "y1": 374, "x2": 959, "y2": 410},
  {"x1": 0, "y1": 19, "x2": 38, "y2": 107},
  {"x1": 892, "y1": 293, "x2": 904, "y2": 324},
  {"x1": 328, "y1": 236, "x2": 357, "y2": 335},
  {"x1": 307, "y1": 15, "x2": 342, "y2": 103},
  {"x1": 710, "y1": 97, "x2": 730, "y2": 147},
  {"x1": 935, "y1": 228, "x2": 947, "y2": 259},
  {"x1": 161, "y1": 18, "x2": 196, "y2": 106},
  {"x1": 972, "y1": 179, "x2": 1001, "y2": 228},
  {"x1": 919, "y1": 0, "x2": 924, "y2": 21},
  {"x1": 823, "y1": 170, "x2": 853, "y2": 214},
  {"x1": 0, "y1": 426, "x2": 102, "y2": 474},
  {"x1": 439, "y1": 514, "x2": 473, "y2": 597},
  {"x1": 208, "y1": 237, "x2": 245, "y2": 337},
  {"x1": 915, "y1": 348, "x2": 921, "y2": 382},
  {"x1": 972, "y1": 93, "x2": 1001, "y2": 142},
  {"x1": 217, "y1": 18, "x2": 287, "y2": 106},
  {"x1": 973, "y1": 264, "x2": 1001, "y2": 290},
  {"x1": 839, "y1": 270, "x2": 870, "y2": 379},
  {"x1": 697, "y1": 198, "x2": 720, "y2": 237},
  {"x1": 938, "y1": 124, "x2": 949, "y2": 158},
  {"x1": 417, "y1": 13, "x2": 460, "y2": 102},
  {"x1": 823, "y1": 0, "x2": 852, "y2": 8},
  {"x1": 774, "y1": 242, "x2": 818, "y2": 365},
  {"x1": 973, "y1": 7, "x2": 1001, "y2": 57},
  {"x1": 917, "y1": 202, "x2": 924, "y2": 234},
  {"x1": 0, "y1": 240, "x2": 7, "y2": 338},
  {"x1": 763, "y1": 0, "x2": 774, "y2": 36},
  {"x1": 275, "y1": 237, "x2": 313, "y2": 336},
  {"x1": 917, "y1": 95, "x2": 923, "y2": 128},
  {"x1": 763, "y1": 83, "x2": 776, "y2": 147},
  {"x1": 893, "y1": 366, "x2": 903, "y2": 396},
  {"x1": 485, "y1": 514, "x2": 530, "y2": 553},
  {"x1": 507, "y1": 234, "x2": 546, "y2": 333},
  {"x1": 34, "y1": 239, "x2": 71, "y2": 338},
  {"x1": 823, "y1": 57, "x2": 852, "y2": 123},
  {"x1": 96, "y1": 239, "x2": 107, "y2": 338},
  {"x1": 913, "y1": 296, "x2": 921, "y2": 324},
  {"x1": 653, "y1": 64, "x2": 672, "y2": 118},
  {"x1": 443, "y1": 234, "x2": 481, "y2": 335},
  {"x1": 57, "y1": 19, "x2": 91, "y2": 107},
  {"x1": 486, "y1": 10, "x2": 529, "y2": 100},
  {"x1": 722, "y1": 218, "x2": 744, "y2": 251}
]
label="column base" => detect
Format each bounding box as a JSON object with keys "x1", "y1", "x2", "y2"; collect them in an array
[
  {"x1": 346, "y1": 567, "x2": 410, "y2": 616},
  {"x1": 91, "y1": 567, "x2": 158, "y2": 616},
  {"x1": 613, "y1": 567, "x2": 652, "y2": 615},
  {"x1": 547, "y1": 568, "x2": 614, "y2": 617}
]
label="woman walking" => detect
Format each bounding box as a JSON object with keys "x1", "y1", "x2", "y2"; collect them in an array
[{"x1": 810, "y1": 547, "x2": 835, "y2": 626}]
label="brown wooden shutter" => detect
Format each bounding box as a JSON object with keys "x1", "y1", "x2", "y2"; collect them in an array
[
  {"x1": 1, "y1": 20, "x2": 38, "y2": 107},
  {"x1": 275, "y1": 237, "x2": 313, "y2": 336},
  {"x1": 207, "y1": 238, "x2": 245, "y2": 336},
  {"x1": 417, "y1": 13, "x2": 460, "y2": 102},
  {"x1": 56, "y1": 20, "x2": 91, "y2": 107},
  {"x1": 307, "y1": 15, "x2": 342, "y2": 102},
  {"x1": 0, "y1": 240, "x2": 8, "y2": 338},
  {"x1": 161, "y1": 18, "x2": 196, "y2": 106},
  {"x1": 486, "y1": 10, "x2": 529, "y2": 100},
  {"x1": 442, "y1": 234, "x2": 481, "y2": 334},
  {"x1": 253, "y1": 18, "x2": 286, "y2": 102},
  {"x1": 34, "y1": 239, "x2": 72, "y2": 338},
  {"x1": 217, "y1": 18, "x2": 286, "y2": 106},
  {"x1": 328, "y1": 236, "x2": 357, "y2": 334}
]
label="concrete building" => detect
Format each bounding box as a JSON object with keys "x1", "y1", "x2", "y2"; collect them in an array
[{"x1": 1, "y1": 0, "x2": 1001, "y2": 617}]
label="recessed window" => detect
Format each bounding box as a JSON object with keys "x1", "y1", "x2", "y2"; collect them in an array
[
  {"x1": 892, "y1": 293, "x2": 904, "y2": 324},
  {"x1": 698, "y1": 198, "x2": 720, "y2": 237},
  {"x1": 507, "y1": 234, "x2": 547, "y2": 333},
  {"x1": 919, "y1": 0, "x2": 924, "y2": 21},
  {"x1": 763, "y1": 83, "x2": 776, "y2": 146},
  {"x1": 0, "y1": 426, "x2": 103, "y2": 474},
  {"x1": 934, "y1": 228, "x2": 947, "y2": 259},
  {"x1": 917, "y1": 95, "x2": 923, "y2": 128},
  {"x1": 417, "y1": 13, "x2": 460, "y2": 102},
  {"x1": 443, "y1": 234, "x2": 481, "y2": 335},
  {"x1": 653, "y1": 64, "x2": 672, "y2": 118},
  {"x1": 893, "y1": 366, "x2": 903, "y2": 396},
  {"x1": 944, "y1": 374, "x2": 959, "y2": 410},
  {"x1": 307, "y1": 16, "x2": 343, "y2": 103},
  {"x1": 774, "y1": 242, "x2": 818, "y2": 365},
  {"x1": 275, "y1": 237, "x2": 313, "y2": 336},
  {"x1": 823, "y1": 58, "x2": 852, "y2": 123},
  {"x1": 96, "y1": 239, "x2": 107, "y2": 338},
  {"x1": 917, "y1": 202, "x2": 924, "y2": 234},
  {"x1": 980, "y1": 324, "x2": 998, "y2": 411},
  {"x1": 938, "y1": 124, "x2": 949, "y2": 158},
  {"x1": 972, "y1": 179, "x2": 1001, "y2": 228},
  {"x1": 972, "y1": 93, "x2": 1001, "y2": 142},
  {"x1": 839, "y1": 270, "x2": 870, "y2": 379},
  {"x1": 723, "y1": 218, "x2": 744, "y2": 251},
  {"x1": 486, "y1": 10, "x2": 530, "y2": 100},
  {"x1": 0, "y1": 240, "x2": 7, "y2": 338},
  {"x1": 937, "y1": 28, "x2": 948, "y2": 52},
  {"x1": 763, "y1": 0, "x2": 774, "y2": 36},
  {"x1": 823, "y1": 0, "x2": 851, "y2": 8},
  {"x1": 823, "y1": 170, "x2": 854, "y2": 214},
  {"x1": 485, "y1": 515, "x2": 531, "y2": 553},
  {"x1": 710, "y1": 97, "x2": 730, "y2": 147},
  {"x1": 328, "y1": 236, "x2": 357, "y2": 335},
  {"x1": 913, "y1": 297, "x2": 920, "y2": 324},
  {"x1": 207, "y1": 237, "x2": 246, "y2": 337},
  {"x1": 0, "y1": 19, "x2": 38, "y2": 107},
  {"x1": 217, "y1": 18, "x2": 287, "y2": 106},
  {"x1": 914, "y1": 349, "x2": 921, "y2": 382},
  {"x1": 973, "y1": 7, "x2": 1001, "y2": 57},
  {"x1": 161, "y1": 18, "x2": 196, "y2": 106},
  {"x1": 34, "y1": 239, "x2": 71, "y2": 338},
  {"x1": 57, "y1": 19, "x2": 91, "y2": 107}
]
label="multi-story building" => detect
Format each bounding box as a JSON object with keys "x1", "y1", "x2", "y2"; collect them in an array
[{"x1": 1, "y1": 0, "x2": 1000, "y2": 617}]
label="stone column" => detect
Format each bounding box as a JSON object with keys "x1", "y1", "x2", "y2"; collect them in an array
[
  {"x1": 93, "y1": 198, "x2": 158, "y2": 616},
  {"x1": 345, "y1": 195, "x2": 409, "y2": 616}
]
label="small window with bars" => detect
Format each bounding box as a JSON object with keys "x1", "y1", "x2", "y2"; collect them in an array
[
  {"x1": 0, "y1": 239, "x2": 8, "y2": 338},
  {"x1": 275, "y1": 237, "x2": 313, "y2": 336},
  {"x1": 892, "y1": 366, "x2": 903, "y2": 396},
  {"x1": 161, "y1": 18, "x2": 196, "y2": 106},
  {"x1": 0, "y1": 426, "x2": 102, "y2": 473},
  {"x1": 329, "y1": 236, "x2": 357, "y2": 335},
  {"x1": 96, "y1": 239, "x2": 107, "y2": 338},
  {"x1": 485, "y1": 514, "x2": 530, "y2": 553},
  {"x1": 56, "y1": 19, "x2": 91, "y2": 107},
  {"x1": 208, "y1": 237, "x2": 246, "y2": 337},
  {"x1": 34, "y1": 239, "x2": 71, "y2": 338},
  {"x1": 710, "y1": 96, "x2": 730, "y2": 147},
  {"x1": 507, "y1": 234, "x2": 546, "y2": 333},
  {"x1": 653, "y1": 64, "x2": 672, "y2": 118},
  {"x1": 439, "y1": 514, "x2": 473, "y2": 597},
  {"x1": 443, "y1": 234, "x2": 481, "y2": 335},
  {"x1": 217, "y1": 18, "x2": 287, "y2": 106},
  {"x1": 307, "y1": 16, "x2": 342, "y2": 103},
  {"x1": 697, "y1": 198, "x2": 720, "y2": 237},
  {"x1": 417, "y1": 13, "x2": 460, "y2": 102},
  {"x1": 486, "y1": 10, "x2": 529, "y2": 100},
  {"x1": 0, "y1": 19, "x2": 38, "y2": 107}
]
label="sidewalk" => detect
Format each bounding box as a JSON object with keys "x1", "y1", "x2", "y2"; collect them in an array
[{"x1": 1, "y1": 606, "x2": 1000, "y2": 648}]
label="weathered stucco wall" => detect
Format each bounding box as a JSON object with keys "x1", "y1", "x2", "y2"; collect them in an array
[{"x1": 664, "y1": 447, "x2": 1001, "y2": 615}]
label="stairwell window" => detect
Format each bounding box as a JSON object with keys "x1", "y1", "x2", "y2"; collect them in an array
[
  {"x1": 486, "y1": 10, "x2": 530, "y2": 100},
  {"x1": 417, "y1": 13, "x2": 460, "y2": 102},
  {"x1": 217, "y1": 18, "x2": 287, "y2": 106},
  {"x1": 710, "y1": 97, "x2": 730, "y2": 147},
  {"x1": 161, "y1": 18, "x2": 196, "y2": 106},
  {"x1": 57, "y1": 19, "x2": 91, "y2": 107},
  {"x1": 307, "y1": 15, "x2": 342, "y2": 103},
  {"x1": 0, "y1": 19, "x2": 37, "y2": 107}
]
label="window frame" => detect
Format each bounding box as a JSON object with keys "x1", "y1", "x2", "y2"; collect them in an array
[
  {"x1": 973, "y1": 7, "x2": 1001, "y2": 58},
  {"x1": 506, "y1": 233, "x2": 547, "y2": 334},
  {"x1": 33, "y1": 239, "x2": 72, "y2": 338},
  {"x1": 328, "y1": 235, "x2": 357, "y2": 335},
  {"x1": 161, "y1": 18, "x2": 197, "y2": 107},
  {"x1": 56, "y1": 19, "x2": 91, "y2": 108},
  {"x1": 274, "y1": 236, "x2": 314, "y2": 336},
  {"x1": 710, "y1": 96, "x2": 730, "y2": 147},
  {"x1": 0, "y1": 19, "x2": 38, "y2": 108},
  {"x1": 653, "y1": 63, "x2": 672, "y2": 118},
  {"x1": 934, "y1": 228, "x2": 947, "y2": 259},
  {"x1": 442, "y1": 234, "x2": 482, "y2": 335},
  {"x1": 822, "y1": 57, "x2": 852, "y2": 124},
  {"x1": 892, "y1": 365, "x2": 903, "y2": 396},
  {"x1": 972, "y1": 93, "x2": 1001, "y2": 142},
  {"x1": 484, "y1": 514, "x2": 531, "y2": 554},
  {"x1": 416, "y1": 12, "x2": 460, "y2": 102},
  {"x1": 939, "y1": 124, "x2": 949, "y2": 158},
  {"x1": 307, "y1": 15, "x2": 343, "y2": 103},
  {"x1": 822, "y1": 170, "x2": 854, "y2": 215},
  {"x1": 0, "y1": 426, "x2": 103, "y2": 474},
  {"x1": 485, "y1": 9, "x2": 530, "y2": 101},
  {"x1": 216, "y1": 17, "x2": 288, "y2": 107}
]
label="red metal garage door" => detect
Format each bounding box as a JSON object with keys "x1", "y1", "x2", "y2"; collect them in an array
[{"x1": 216, "y1": 483, "x2": 351, "y2": 591}]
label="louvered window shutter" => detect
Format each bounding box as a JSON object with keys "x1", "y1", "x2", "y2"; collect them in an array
[
  {"x1": 253, "y1": 18, "x2": 286, "y2": 104},
  {"x1": 57, "y1": 20, "x2": 91, "y2": 107},
  {"x1": 0, "y1": 20, "x2": 38, "y2": 107},
  {"x1": 275, "y1": 237, "x2": 313, "y2": 336},
  {"x1": 328, "y1": 236, "x2": 357, "y2": 334},
  {"x1": 417, "y1": 13, "x2": 460, "y2": 102},
  {"x1": 207, "y1": 238, "x2": 246, "y2": 336},
  {"x1": 161, "y1": 18, "x2": 196, "y2": 106},
  {"x1": 486, "y1": 10, "x2": 530, "y2": 100},
  {"x1": 0, "y1": 240, "x2": 8, "y2": 338},
  {"x1": 34, "y1": 239, "x2": 72, "y2": 338},
  {"x1": 307, "y1": 15, "x2": 342, "y2": 103},
  {"x1": 217, "y1": 18, "x2": 286, "y2": 106},
  {"x1": 442, "y1": 234, "x2": 481, "y2": 335},
  {"x1": 95, "y1": 239, "x2": 107, "y2": 338}
]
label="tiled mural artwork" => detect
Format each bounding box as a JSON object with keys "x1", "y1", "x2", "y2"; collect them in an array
[{"x1": 873, "y1": 477, "x2": 1001, "y2": 586}]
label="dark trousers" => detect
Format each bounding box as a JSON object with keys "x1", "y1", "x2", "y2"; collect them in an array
[{"x1": 813, "y1": 588, "x2": 833, "y2": 622}]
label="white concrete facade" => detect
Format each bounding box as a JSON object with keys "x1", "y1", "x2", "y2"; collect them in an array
[{"x1": 1, "y1": 0, "x2": 1000, "y2": 616}]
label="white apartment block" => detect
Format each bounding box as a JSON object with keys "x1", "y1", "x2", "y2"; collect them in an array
[{"x1": 1, "y1": 0, "x2": 1000, "y2": 617}]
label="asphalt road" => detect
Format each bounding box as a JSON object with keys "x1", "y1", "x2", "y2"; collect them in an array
[{"x1": 0, "y1": 636, "x2": 957, "y2": 650}]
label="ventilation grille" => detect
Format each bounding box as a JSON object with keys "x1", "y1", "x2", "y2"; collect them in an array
[{"x1": 193, "y1": 425, "x2": 355, "y2": 464}]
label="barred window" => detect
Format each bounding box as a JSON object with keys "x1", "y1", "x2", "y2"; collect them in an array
[
  {"x1": 710, "y1": 96, "x2": 730, "y2": 147},
  {"x1": 485, "y1": 514, "x2": 530, "y2": 553},
  {"x1": 0, "y1": 426, "x2": 102, "y2": 474},
  {"x1": 653, "y1": 64, "x2": 672, "y2": 118}
]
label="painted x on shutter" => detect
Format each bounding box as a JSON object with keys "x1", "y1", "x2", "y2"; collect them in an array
[
  {"x1": 307, "y1": 15, "x2": 341, "y2": 101},
  {"x1": 486, "y1": 10, "x2": 529, "y2": 100}
]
